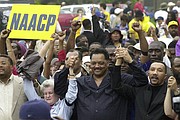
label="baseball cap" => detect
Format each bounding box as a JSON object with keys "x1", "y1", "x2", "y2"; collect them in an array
[
  {"x1": 133, "y1": 43, "x2": 141, "y2": 51},
  {"x1": 168, "y1": 21, "x2": 178, "y2": 28},
  {"x1": 156, "y1": 16, "x2": 164, "y2": 21},
  {"x1": 114, "y1": 8, "x2": 123, "y2": 15},
  {"x1": 110, "y1": 28, "x2": 123, "y2": 39},
  {"x1": 168, "y1": 2, "x2": 175, "y2": 7},
  {"x1": 159, "y1": 2, "x2": 168, "y2": 10},
  {"x1": 19, "y1": 99, "x2": 51, "y2": 120}
]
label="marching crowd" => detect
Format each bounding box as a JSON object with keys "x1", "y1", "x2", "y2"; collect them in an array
[{"x1": 1, "y1": 0, "x2": 180, "y2": 120}]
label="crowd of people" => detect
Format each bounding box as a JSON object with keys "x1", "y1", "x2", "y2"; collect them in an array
[{"x1": 1, "y1": 0, "x2": 180, "y2": 120}]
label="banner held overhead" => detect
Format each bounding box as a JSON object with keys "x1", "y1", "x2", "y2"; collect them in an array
[{"x1": 7, "y1": 4, "x2": 60, "y2": 40}]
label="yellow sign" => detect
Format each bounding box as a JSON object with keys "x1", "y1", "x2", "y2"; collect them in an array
[{"x1": 7, "y1": 4, "x2": 60, "y2": 40}]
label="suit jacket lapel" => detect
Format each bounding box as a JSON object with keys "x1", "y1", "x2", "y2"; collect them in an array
[
  {"x1": 148, "y1": 83, "x2": 167, "y2": 113},
  {"x1": 11, "y1": 77, "x2": 23, "y2": 115},
  {"x1": 144, "y1": 85, "x2": 152, "y2": 111}
]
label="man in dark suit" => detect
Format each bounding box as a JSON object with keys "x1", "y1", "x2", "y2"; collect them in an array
[
  {"x1": 54, "y1": 48, "x2": 148, "y2": 120},
  {"x1": 112, "y1": 49, "x2": 172, "y2": 120}
]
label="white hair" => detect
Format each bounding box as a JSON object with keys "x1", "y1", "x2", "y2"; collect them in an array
[{"x1": 40, "y1": 79, "x2": 54, "y2": 92}]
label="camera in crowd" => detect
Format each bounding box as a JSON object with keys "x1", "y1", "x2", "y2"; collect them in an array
[{"x1": 173, "y1": 96, "x2": 180, "y2": 113}]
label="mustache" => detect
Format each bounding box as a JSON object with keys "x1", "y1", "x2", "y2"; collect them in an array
[{"x1": 151, "y1": 75, "x2": 158, "y2": 79}]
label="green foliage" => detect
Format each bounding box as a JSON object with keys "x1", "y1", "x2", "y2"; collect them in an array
[
  {"x1": 132, "y1": 0, "x2": 137, "y2": 4},
  {"x1": 34, "y1": 0, "x2": 60, "y2": 4},
  {"x1": 34, "y1": 0, "x2": 41, "y2": 4},
  {"x1": 131, "y1": 0, "x2": 137, "y2": 7}
]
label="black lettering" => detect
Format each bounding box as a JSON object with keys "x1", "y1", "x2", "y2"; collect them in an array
[
  {"x1": 46, "y1": 15, "x2": 56, "y2": 31},
  {"x1": 37, "y1": 14, "x2": 47, "y2": 31},
  {"x1": 19, "y1": 14, "x2": 28, "y2": 30},
  {"x1": 28, "y1": 14, "x2": 37, "y2": 30},
  {"x1": 10, "y1": 13, "x2": 21, "y2": 30}
]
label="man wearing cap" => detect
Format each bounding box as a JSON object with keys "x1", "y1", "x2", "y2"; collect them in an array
[
  {"x1": 167, "y1": 2, "x2": 176, "y2": 12},
  {"x1": 155, "y1": 16, "x2": 167, "y2": 38},
  {"x1": 19, "y1": 99, "x2": 51, "y2": 120},
  {"x1": 167, "y1": 21, "x2": 179, "y2": 39},
  {"x1": 154, "y1": 2, "x2": 168, "y2": 21},
  {"x1": 130, "y1": 43, "x2": 141, "y2": 63}
]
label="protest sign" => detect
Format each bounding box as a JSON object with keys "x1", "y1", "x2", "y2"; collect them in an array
[{"x1": 7, "y1": 4, "x2": 60, "y2": 40}]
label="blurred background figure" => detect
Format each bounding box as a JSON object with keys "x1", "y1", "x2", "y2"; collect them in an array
[
  {"x1": 154, "y1": 2, "x2": 168, "y2": 21},
  {"x1": 134, "y1": 0, "x2": 144, "y2": 13},
  {"x1": 61, "y1": 1, "x2": 66, "y2": 7},
  {"x1": 173, "y1": 1, "x2": 180, "y2": 18},
  {"x1": 123, "y1": 1, "x2": 133, "y2": 22}
]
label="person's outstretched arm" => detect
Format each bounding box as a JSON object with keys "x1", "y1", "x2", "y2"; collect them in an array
[
  {"x1": 23, "y1": 78, "x2": 41, "y2": 101},
  {"x1": 132, "y1": 22, "x2": 149, "y2": 64},
  {"x1": 54, "y1": 67, "x2": 69, "y2": 99},
  {"x1": 0, "y1": 29, "x2": 9, "y2": 54},
  {"x1": 111, "y1": 48, "x2": 135, "y2": 99},
  {"x1": 65, "y1": 65, "x2": 78, "y2": 105},
  {"x1": 164, "y1": 76, "x2": 178, "y2": 119},
  {"x1": 52, "y1": 55, "x2": 78, "y2": 120},
  {"x1": 6, "y1": 38, "x2": 16, "y2": 65},
  {"x1": 66, "y1": 21, "x2": 81, "y2": 52},
  {"x1": 39, "y1": 40, "x2": 51, "y2": 59},
  {"x1": 121, "y1": 48, "x2": 148, "y2": 87},
  {"x1": 43, "y1": 40, "x2": 54, "y2": 79}
]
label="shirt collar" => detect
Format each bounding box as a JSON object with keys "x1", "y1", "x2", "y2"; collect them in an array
[
  {"x1": 76, "y1": 72, "x2": 82, "y2": 78},
  {"x1": 0, "y1": 74, "x2": 13, "y2": 85}
]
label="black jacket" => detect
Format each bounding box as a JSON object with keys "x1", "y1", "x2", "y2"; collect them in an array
[
  {"x1": 112, "y1": 65, "x2": 173, "y2": 120},
  {"x1": 92, "y1": 15, "x2": 113, "y2": 47},
  {"x1": 54, "y1": 62, "x2": 148, "y2": 120}
]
